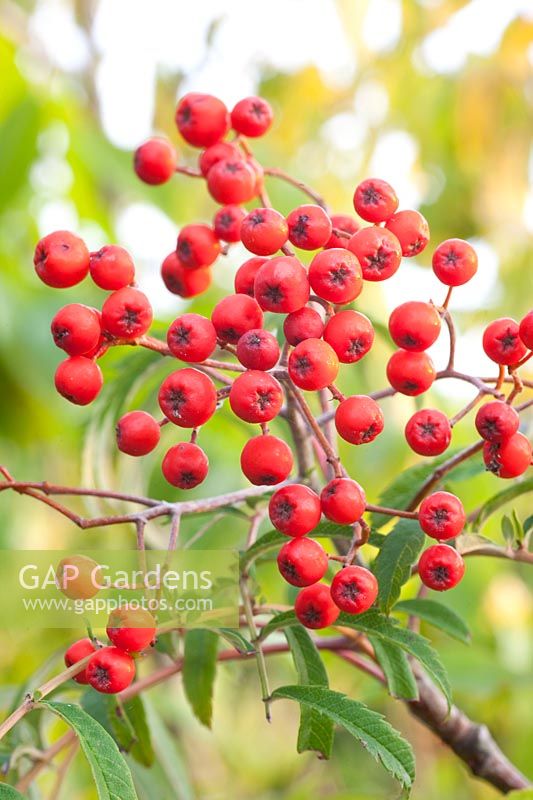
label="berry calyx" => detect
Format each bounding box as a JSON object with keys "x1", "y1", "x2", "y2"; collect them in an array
[
  {"x1": 482, "y1": 318, "x2": 527, "y2": 365},
  {"x1": 240, "y1": 208, "x2": 288, "y2": 256},
  {"x1": 348, "y1": 226, "x2": 402, "y2": 281},
  {"x1": 283, "y1": 306, "x2": 325, "y2": 346},
  {"x1": 418, "y1": 544, "x2": 465, "y2": 591},
  {"x1": 229, "y1": 370, "x2": 283, "y2": 423},
  {"x1": 432, "y1": 239, "x2": 477, "y2": 286},
  {"x1": 107, "y1": 607, "x2": 157, "y2": 654},
  {"x1": 177, "y1": 224, "x2": 221, "y2": 269},
  {"x1": 386, "y1": 350, "x2": 436, "y2": 396},
  {"x1": 161, "y1": 252, "x2": 212, "y2": 298},
  {"x1": 64, "y1": 638, "x2": 98, "y2": 684},
  {"x1": 167, "y1": 313, "x2": 217, "y2": 363},
  {"x1": 385, "y1": 209, "x2": 429, "y2": 257},
  {"x1": 323, "y1": 310, "x2": 374, "y2": 363},
  {"x1": 475, "y1": 401, "x2": 520, "y2": 443},
  {"x1": 295, "y1": 583, "x2": 340, "y2": 629},
  {"x1": 234, "y1": 257, "x2": 268, "y2": 296},
  {"x1": 116, "y1": 411, "x2": 161, "y2": 456},
  {"x1": 134, "y1": 137, "x2": 176, "y2": 185},
  {"x1": 231, "y1": 96, "x2": 273, "y2": 137},
  {"x1": 175, "y1": 93, "x2": 229, "y2": 148},
  {"x1": 308, "y1": 248, "x2": 363, "y2": 304},
  {"x1": 101, "y1": 287, "x2": 153, "y2": 340},
  {"x1": 483, "y1": 433, "x2": 532, "y2": 479},
  {"x1": 286, "y1": 204, "x2": 332, "y2": 250},
  {"x1": 254, "y1": 256, "x2": 310, "y2": 313},
  {"x1": 418, "y1": 491, "x2": 466, "y2": 540},
  {"x1": 240, "y1": 435, "x2": 293, "y2": 485},
  {"x1": 325, "y1": 213, "x2": 360, "y2": 249},
  {"x1": 86, "y1": 646, "x2": 136, "y2": 694},
  {"x1": 330, "y1": 565, "x2": 378, "y2": 614},
  {"x1": 34, "y1": 230, "x2": 90, "y2": 288},
  {"x1": 269, "y1": 484, "x2": 322, "y2": 537},
  {"x1": 288, "y1": 338, "x2": 339, "y2": 391},
  {"x1": 89, "y1": 245, "x2": 135, "y2": 290},
  {"x1": 236, "y1": 329, "x2": 280, "y2": 371},
  {"x1": 55, "y1": 357, "x2": 103, "y2": 405},
  {"x1": 51, "y1": 304, "x2": 101, "y2": 356},
  {"x1": 213, "y1": 205, "x2": 246, "y2": 243},
  {"x1": 405, "y1": 409, "x2": 451, "y2": 456},
  {"x1": 353, "y1": 178, "x2": 398, "y2": 223},
  {"x1": 335, "y1": 395, "x2": 384, "y2": 445},
  {"x1": 162, "y1": 442, "x2": 209, "y2": 489},
  {"x1": 211, "y1": 294, "x2": 263, "y2": 344},
  {"x1": 207, "y1": 158, "x2": 256, "y2": 205},
  {"x1": 388, "y1": 301, "x2": 441, "y2": 352},
  {"x1": 519, "y1": 310, "x2": 533, "y2": 350},
  {"x1": 158, "y1": 368, "x2": 217, "y2": 427},
  {"x1": 277, "y1": 538, "x2": 328, "y2": 587},
  {"x1": 320, "y1": 478, "x2": 366, "y2": 524}
]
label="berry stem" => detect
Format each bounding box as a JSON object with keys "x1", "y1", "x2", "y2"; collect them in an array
[
  {"x1": 263, "y1": 167, "x2": 328, "y2": 211},
  {"x1": 287, "y1": 384, "x2": 344, "y2": 478}
]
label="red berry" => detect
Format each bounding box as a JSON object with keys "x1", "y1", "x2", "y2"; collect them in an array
[
  {"x1": 213, "y1": 205, "x2": 246, "y2": 243},
  {"x1": 323, "y1": 310, "x2": 374, "y2": 364},
  {"x1": 330, "y1": 565, "x2": 378, "y2": 614},
  {"x1": 405, "y1": 409, "x2": 451, "y2": 456},
  {"x1": 268, "y1": 484, "x2": 321, "y2": 536},
  {"x1": 234, "y1": 257, "x2": 268, "y2": 296},
  {"x1": 519, "y1": 310, "x2": 533, "y2": 350},
  {"x1": 277, "y1": 538, "x2": 328, "y2": 587},
  {"x1": 89, "y1": 245, "x2": 135, "y2": 290},
  {"x1": 482, "y1": 318, "x2": 527, "y2": 365},
  {"x1": 389, "y1": 301, "x2": 441, "y2": 352},
  {"x1": 288, "y1": 338, "x2": 339, "y2": 391},
  {"x1": 134, "y1": 137, "x2": 176, "y2": 185},
  {"x1": 386, "y1": 350, "x2": 436, "y2": 396},
  {"x1": 116, "y1": 411, "x2": 161, "y2": 456},
  {"x1": 353, "y1": 178, "x2": 398, "y2": 224},
  {"x1": 418, "y1": 491, "x2": 465, "y2": 540},
  {"x1": 211, "y1": 294, "x2": 263, "y2": 344},
  {"x1": 229, "y1": 370, "x2": 283, "y2": 423},
  {"x1": 432, "y1": 239, "x2": 477, "y2": 286},
  {"x1": 175, "y1": 93, "x2": 229, "y2": 148},
  {"x1": 162, "y1": 442, "x2": 209, "y2": 488},
  {"x1": 283, "y1": 306, "x2": 325, "y2": 346},
  {"x1": 286, "y1": 204, "x2": 332, "y2": 250},
  {"x1": 348, "y1": 226, "x2": 402, "y2": 281},
  {"x1": 320, "y1": 478, "x2": 366, "y2": 524},
  {"x1": 295, "y1": 583, "x2": 340, "y2": 629},
  {"x1": 64, "y1": 638, "x2": 97, "y2": 684},
  {"x1": 177, "y1": 224, "x2": 221, "y2": 269},
  {"x1": 51, "y1": 304, "x2": 101, "y2": 356},
  {"x1": 308, "y1": 248, "x2": 363, "y2": 304},
  {"x1": 418, "y1": 544, "x2": 465, "y2": 591},
  {"x1": 236, "y1": 329, "x2": 280, "y2": 370},
  {"x1": 325, "y1": 213, "x2": 360, "y2": 249},
  {"x1": 107, "y1": 607, "x2": 156, "y2": 654},
  {"x1": 483, "y1": 433, "x2": 532, "y2": 479},
  {"x1": 475, "y1": 401, "x2": 520, "y2": 443},
  {"x1": 161, "y1": 252, "x2": 212, "y2": 298},
  {"x1": 102, "y1": 287, "x2": 153, "y2": 340},
  {"x1": 34, "y1": 230, "x2": 90, "y2": 288},
  {"x1": 247, "y1": 157, "x2": 265, "y2": 195},
  {"x1": 207, "y1": 158, "x2": 256, "y2": 204},
  {"x1": 167, "y1": 313, "x2": 217, "y2": 363},
  {"x1": 158, "y1": 368, "x2": 217, "y2": 427},
  {"x1": 55, "y1": 357, "x2": 103, "y2": 405},
  {"x1": 240, "y1": 435, "x2": 293, "y2": 485},
  {"x1": 199, "y1": 142, "x2": 241, "y2": 176},
  {"x1": 335, "y1": 395, "x2": 384, "y2": 445},
  {"x1": 86, "y1": 646, "x2": 136, "y2": 694},
  {"x1": 254, "y1": 256, "x2": 310, "y2": 313},
  {"x1": 231, "y1": 96, "x2": 273, "y2": 137},
  {"x1": 385, "y1": 210, "x2": 429, "y2": 257},
  {"x1": 240, "y1": 208, "x2": 288, "y2": 256}
]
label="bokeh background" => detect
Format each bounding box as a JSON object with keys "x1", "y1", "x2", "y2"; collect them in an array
[{"x1": 0, "y1": 0, "x2": 532, "y2": 798}]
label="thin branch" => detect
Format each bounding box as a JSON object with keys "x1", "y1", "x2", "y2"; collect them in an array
[{"x1": 264, "y1": 166, "x2": 328, "y2": 211}]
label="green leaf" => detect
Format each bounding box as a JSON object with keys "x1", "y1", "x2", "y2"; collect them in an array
[
  {"x1": 214, "y1": 628, "x2": 255, "y2": 654},
  {"x1": 284, "y1": 625, "x2": 334, "y2": 758},
  {"x1": 82, "y1": 693, "x2": 154, "y2": 767},
  {"x1": 372, "y1": 519, "x2": 425, "y2": 613},
  {"x1": 501, "y1": 515, "x2": 515, "y2": 545},
  {"x1": 370, "y1": 638, "x2": 418, "y2": 700},
  {"x1": 472, "y1": 478, "x2": 533, "y2": 527},
  {"x1": 41, "y1": 701, "x2": 138, "y2": 800},
  {"x1": 271, "y1": 685, "x2": 415, "y2": 791},
  {"x1": 182, "y1": 630, "x2": 218, "y2": 728},
  {"x1": 0, "y1": 786, "x2": 26, "y2": 799},
  {"x1": 258, "y1": 609, "x2": 300, "y2": 641},
  {"x1": 240, "y1": 522, "x2": 353, "y2": 572},
  {"x1": 394, "y1": 599, "x2": 470, "y2": 644},
  {"x1": 507, "y1": 791, "x2": 533, "y2": 799}
]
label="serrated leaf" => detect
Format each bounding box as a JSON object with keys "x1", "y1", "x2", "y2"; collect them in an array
[
  {"x1": 258, "y1": 609, "x2": 300, "y2": 641},
  {"x1": 240, "y1": 521, "x2": 354, "y2": 572},
  {"x1": 214, "y1": 628, "x2": 255, "y2": 654},
  {"x1": 0, "y1": 786, "x2": 26, "y2": 799},
  {"x1": 41, "y1": 701, "x2": 138, "y2": 800},
  {"x1": 455, "y1": 533, "x2": 503, "y2": 555},
  {"x1": 472, "y1": 478, "x2": 533, "y2": 527},
  {"x1": 182, "y1": 630, "x2": 218, "y2": 728},
  {"x1": 81, "y1": 692, "x2": 154, "y2": 767},
  {"x1": 272, "y1": 685, "x2": 415, "y2": 791},
  {"x1": 370, "y1": 638, "x2": 418, "y2": 700},
  {"x1": 372, "y1": 519, "x2": 425, "y2": 613},
  {"x1": 394, "y1": 599, "x2": 470, "y2": 644}
]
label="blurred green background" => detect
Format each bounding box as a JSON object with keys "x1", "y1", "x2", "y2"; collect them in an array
[{"x1": 0, "y1": 0, "x2": 532, "y2": 797}]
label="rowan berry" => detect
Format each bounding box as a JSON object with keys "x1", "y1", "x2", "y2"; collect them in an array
[
  {"x1": 229, "y1": 370, "x2": 283, "y2": 423},
  {"x1": 234, "y1": 257, "x2": 268, "y2": 296},
  {"x1": 308, "y1": 248, "x2": 363, "y2": 304},
  {"x1": 475, "y1": 401, "x2": 520, "y2": 443},
  {"x1": 335, "y1": 395, "x2": 384, "y2": 445},
  {"x1": 418, "y1": 491, "x2": 465, "y2": 540},
  {"x1": 519, "y1": 310, "x2": 533, "y2": 350},
  {"x1": 254, "y1": 256, "x2": 310, "y2": 313},
  {"x1": 388, "y1": 301, "x2": 441, "y2": 352},
  {"x1": 211, "y1": 294, "x2": 263, "y2": 344},
  {"x1": 158, "y1": 368, "x2": 217, "y2": 427},
  {"x1": 432, "y1": 239, "x2": 477, "y2": 286},
  {"x1": 268, "y1": 484, "x2": 322, "y2": 536},
  {"x1": 175, "y1": 93, "x2": 229, "y2": 147},
  {"x1": 133, "y1": 137, "x2": 176, "y2": 185},
  {"x1": 236, "y1": 329, "x2": 280, "y2": 371},
  {"x1": 167, "y1": 313, "x2": 217, "y2": 363},
  {"x1": 51, "y1": 304, "x2": 101, "y2": 356},
  {"x1": 116, "y1": 411, "x2": 161, "y2": 456},
  {"x1": 483, "y1": 433, "x2": 532, "y2": 479},
  {"x1": 107, "y1": 607, "x2": 156, "y2": 653},
  {"x1": 177, "y1": 224, "x2": 221, "y2": 269},
  {"x1": 161, "y1": 252, "x2": 212, "y2": 297},
  {"x1": 482, "y1": 318, "x2": 527, "y2": 365},
  {"x1": 418, "y1": 544, "x2": 465, "y2": 591},
  {"x1": 89, "y1": 245, "x2": 135, "y2": 290},
  {"x1": 64, "y1": 638, "x2": 98, "y2": 684},
  {"x1": 231, "y1": 96, "x2": 273, "y2": 137},
  {"x1": 283, "y1": 306, "x2": 325, "y2": 346},
  {"x1": 295, "y1": 583, "x2": 340, "y2": 629},
  {"x1": 86, "y1": 646, "x2": 136, "y2": 694},
  {"x1": 386, "y1": 350, "x2": 436, "y2": 396},
  {"x1": 353, "y1": 178, "x2": 398, "y2": 223},
  {"x1": 247, "y1": 157, "x2": 265, "y2": 195},
  {"x1": 286, "y1": 204, "x2": 332, "y2": 250},
  {"x1": 207, "y1": 158, "x2": 256, "y2": 205},
  {"x1": 323, "y1": 310, "x2": 374, "y2": 363},
  {"x1": 213, "y1": 205, "x2": 246, "y2": 243},
  {"x1": 57, "y1": 554, "x2": 100, "y2": 600},
  {"x1": 162, "y1": 442, "x2": 209, "y2": 489},
  {"x1": 330, "y1": 565, "x2": 378, "y2": 614},
  {"x1": 240, "y1": 434, "x2": 293, "y2": 485},
  {"x1": 320, "y1": 478, "x2": 366, "y2": 524},
  {"x1": 240, "y1": 208, "x2": 288, "y2": 256},
  {"x1": 277, "y1": 538, "x2": 328, "y2": 587},
  {"x1": 34, "y1": 230, "x2": 90, "y2": 288},
  {"x1": 199, "y1": 142, "x2": 241, "y2": 176},
  {"x1": 348, "y1": 226, "x2": 402, "y2": 281},
  {"x1": 385, "y1": 210, "x2": 429, "y2": 257},
  {"x1": 55, "y1": 356, "x2": 103, "y2": 405},
  {"x1": 405, "y1": 409, "x2": 451, "y2": 456},
  {"x1": 288, "y1": 338, "x2": 339, "y2": 391},
  {"x1": 101, "y1": 287, "x2": 153, "y2": 340},
  {"x1": 325, "y1": 214, "x2": 360, "y2": 249}
]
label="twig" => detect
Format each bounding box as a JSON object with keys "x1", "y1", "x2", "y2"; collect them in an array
[{"x1": 264, "y1": 166, "x2": 328, "y2": 211}]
